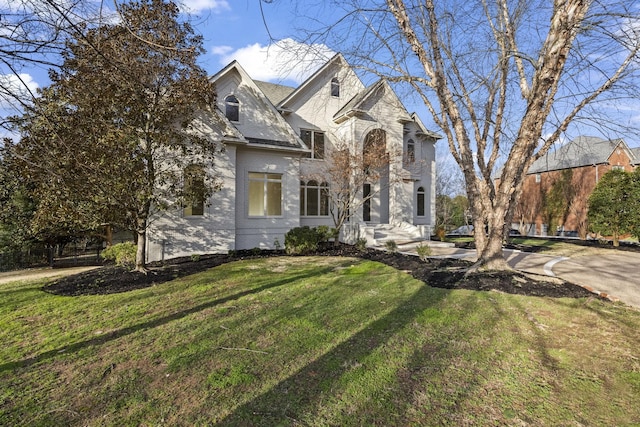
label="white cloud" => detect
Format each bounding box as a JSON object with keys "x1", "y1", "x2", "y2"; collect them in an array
[
  {"x1": 211, "y1": 45, "x2": 233, "y2": 56},
  {"x1": 211, "y1": 38, "x2": 336, "y2": 84},
  {"x1": 0, "y1": 73, "x2": 39, "y2": 109},
  {"x1": 180, "y1": 0, "x2": 230, "y2": 14}
]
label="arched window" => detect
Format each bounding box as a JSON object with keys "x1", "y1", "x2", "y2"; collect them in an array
[
  {"x1": 417, "y1": 186, "x2": 425, "y2": 217},
  {"x1": 363, "y1": 128, "x2": 386, "y2": 174},
  {"x1": 406, "y1": 139, "x2": 416, "y2": 164},
  {"x1": 300, "y1": 180, "x2": 329, "y2": 216},
  {"x1": 225, "y1": 95, "x2": 239, "y2": 122},
  {"x1": 331, "y1": 77, "x2": 340, "y2": 97}
]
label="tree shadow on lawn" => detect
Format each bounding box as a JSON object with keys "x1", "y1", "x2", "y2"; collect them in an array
[
  {"x1": 217, "y1": 282, "x2": 451, "y2": 425},
  {"x1": 0, "y1": 266, "x2": 335, "y2": 374},
  {"x1": 217, "y1": 284, "x2": 557, "y2": 425}
]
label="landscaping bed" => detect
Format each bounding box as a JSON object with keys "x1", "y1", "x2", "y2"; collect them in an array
[{"x1": 44, "y1": 244, "x2": 599, "y2": 299}]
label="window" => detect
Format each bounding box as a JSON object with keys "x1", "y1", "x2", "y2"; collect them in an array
[
  {"x1": 225, "y1": 95, "x2": 239, "y2": 122},
  {"x1": 248, "y1": 172, "x2": 282, "y2": 217},
  {"x1": 300, "y1": 180, "x2": 329, "y2": 216},
  {"x1": 363, "y1": 128, "x2": 386, "y2": 175},
  {"x1": 331, "y1": 77, "x2": 340, "y2": 97},
  {"x1": 417, "y1": 186, "x2": 425, "y2": 217},
  {"x1": 184, "y1": 165, "x2": 205, "y2": 216},
  {"x1": 300, "y1": 129, "x2": 325, "y2": 159},
  {"x1": 406, "y1": 139, "x2": 416, "y2": 164},
  {"x1": 535, "y1": 173, "x2": 541, "y2": 183},
  {"x1": 612, "y1": 165, "x2": 624, "y2": 171}
]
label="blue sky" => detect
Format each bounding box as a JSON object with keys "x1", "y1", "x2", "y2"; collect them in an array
[
  {"x1": 0, "y1": 0, "x2": 348, "y2": 137},
  {"x1": 191, "y1": 1, "x2": 339, "y2": 86},
  {"x1": 9, "y1": 0, "x2": 337, "y2": 92},
  {"x1": 1, "y1": 0, "x2": 638, "y2": 153}
]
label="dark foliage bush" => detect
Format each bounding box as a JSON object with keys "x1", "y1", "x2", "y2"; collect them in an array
[{"x1": 285, "y1": 226, "x2": 322, "y2": 255}]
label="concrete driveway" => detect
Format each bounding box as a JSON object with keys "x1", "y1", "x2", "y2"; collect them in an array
[
  {"x1": 399, "y1": 242, "x2": 640, "y2": 309},
  {"x1": 550, "y1": 252, "x2": 640, "y2": 309}
]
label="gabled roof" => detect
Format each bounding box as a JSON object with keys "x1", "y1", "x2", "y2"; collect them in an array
[
  {"x1": 410, "y1": 112, "x2": 442, "y2": 140},
  {"x1": 210, "y1": 61, "x2": 307, "y2": 152},
  {"x1": 277, "y1": 53, "x2": 348, "y2": 109},
  {"x1": 528, "y1": 136, "x2": 633, "y2": 173},
  {"x1": 333, "y1": 79, "x2": 412, "y2": 124},
  {"x1": 333, "y1": 79, "x2": 385, "y2": 122}
]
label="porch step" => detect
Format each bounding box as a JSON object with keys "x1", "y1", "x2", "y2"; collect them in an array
[{"x1": 368, "y1": 223, "x2": 452, "y2": 248}]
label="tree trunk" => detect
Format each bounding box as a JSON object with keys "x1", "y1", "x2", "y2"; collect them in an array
[
  {"x1": 135, "y1": 217, "x2": 147, "y2": 272},
  {"x1": 105, "y1": 224, "x2": 113, "y2": 247},
  {"x1": 613, "y1": 232, "x2": 620, "y2": 247},
  {"x1": 470, "y1": 197, "x2": 511, "y2": 272}
]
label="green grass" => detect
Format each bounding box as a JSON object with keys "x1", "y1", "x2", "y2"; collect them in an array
[{"x1": 1, "y1": 256, "x2": 639, "y2": 425}]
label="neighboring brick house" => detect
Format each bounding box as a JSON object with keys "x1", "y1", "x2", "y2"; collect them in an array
[{"x1": 513, "y1": 136, "x2": 638, "y2": 238}]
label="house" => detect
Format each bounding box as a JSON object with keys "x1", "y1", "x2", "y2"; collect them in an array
[
  {"x1": 513, "y1": 136, "x2": 638, "y2": 237},
  {"x1": 145, "y1": 54, "x2": 441, "y2": 262}
]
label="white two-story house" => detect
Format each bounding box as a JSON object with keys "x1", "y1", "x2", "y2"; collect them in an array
[{"x1": 146, "y1": 53, "x2": 440, "y2": 262}]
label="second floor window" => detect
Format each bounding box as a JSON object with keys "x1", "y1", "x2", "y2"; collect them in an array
[
  {"x1": 331, "y1": 77, "x2": 340, "y2": 97},
  {"x1": 406, "y1": 139, "x2": 416, "y2": 164},
  {"x1": 225, "y1": 95, "x2": 239, "y2": 122},
  {"x1": 301, "y1": 130, "x2": 325, "y2": 159}
]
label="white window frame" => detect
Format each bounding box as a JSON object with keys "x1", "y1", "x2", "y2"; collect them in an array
[
  {"x1": 248, "y1": 172, "x2": 282, "y2": 217},
  {"x1": 300, "y1": 180, "x2": 329, "y2": 217},
  {"x1": 417, "y1": 186, "x2": 425, "y2": 217},
  {"x1": 406, "y1": 139, "x2": 416, "y2": 164},
  {"x1": 300, "y1": 129, "x2": 325, "y2": 160},
  {"x1": 330, "y1": 77, "x2": 340, "y2": 97},
  {"x1": 225, "y1": 94, "x2": 240, "y2": 122}
]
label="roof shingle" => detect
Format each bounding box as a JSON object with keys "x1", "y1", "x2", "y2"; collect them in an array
[{"x1": 529, "y1": 136, "x2": 627, "y2": 173}]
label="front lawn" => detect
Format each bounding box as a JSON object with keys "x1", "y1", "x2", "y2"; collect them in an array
[{"x1": 1, "y1": 256, "x2": 639, "y2": 425}]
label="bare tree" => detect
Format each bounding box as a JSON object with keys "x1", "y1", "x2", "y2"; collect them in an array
[
  {"x1": 304, "y1": 131, "x2": 400, "y2": 241},
  {"x1": 435, "y1": 154, "x2": 464, "y2": 198},
  {"x1": 280, "y1": 0, "x2": 640, "y2": 270}
]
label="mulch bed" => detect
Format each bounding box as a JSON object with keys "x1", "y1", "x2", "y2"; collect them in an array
[
  {"x1": 43, "y1": 243, "x2": 602, "y2": 300},
  {"x1": 455, "y1": 237, "x2": 640, "y2": 254}
]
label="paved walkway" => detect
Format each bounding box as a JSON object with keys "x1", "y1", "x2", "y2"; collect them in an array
[
  {"x1": 0, "y1": 266, "x2": 98, "y2": 285},
  {"x1": 398, "y1": 242, "x2": 640, "y2": 309}
]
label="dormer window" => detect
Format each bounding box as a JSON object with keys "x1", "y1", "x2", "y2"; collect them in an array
[
  {"x1": 225, "y1": 95, "x2": 239, "y2": 122},
  {"x1": 331, "y1": 77, "x2": 340, "y2": 97}
]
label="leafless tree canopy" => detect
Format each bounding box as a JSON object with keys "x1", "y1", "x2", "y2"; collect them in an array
[{"x1": 286, "y1": 0, "x2": 640, "y2": 270}]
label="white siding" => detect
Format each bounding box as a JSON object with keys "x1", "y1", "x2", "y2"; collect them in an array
[
  {"x1": 146, "y1": 145, "x2": 238, "y2": 262},
  {"x1": 234, "y1": 149, "x2": 301, "y2": 249}
]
